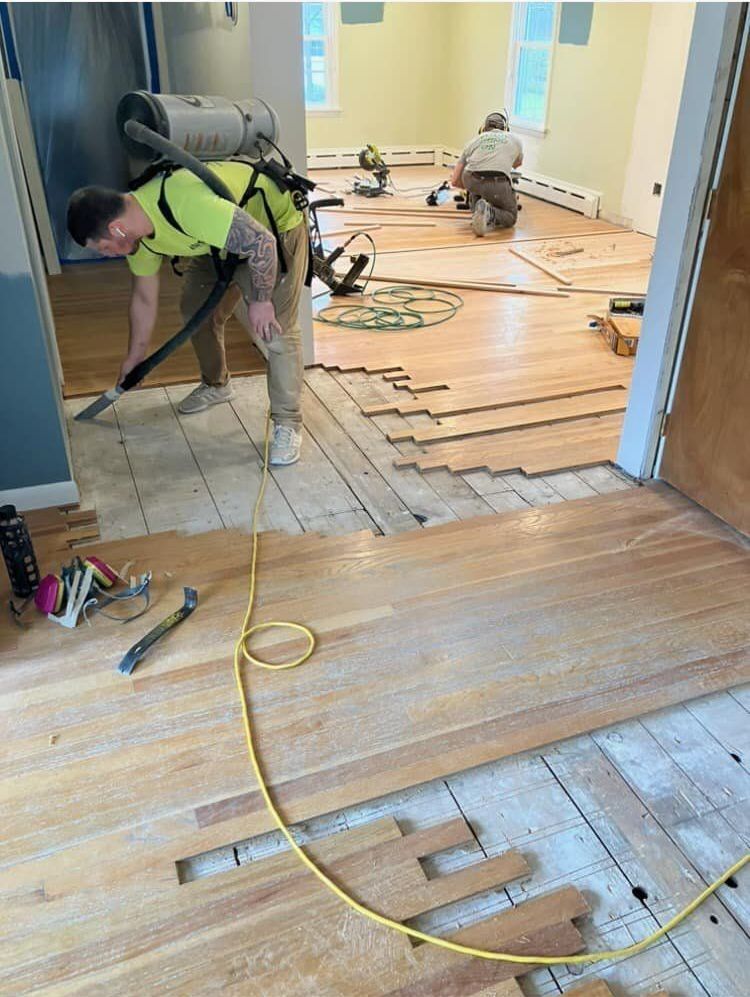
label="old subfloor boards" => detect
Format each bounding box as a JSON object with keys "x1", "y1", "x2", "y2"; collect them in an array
[{"x1": 1, "y1": 484, "x2": 748, "y2": 992}]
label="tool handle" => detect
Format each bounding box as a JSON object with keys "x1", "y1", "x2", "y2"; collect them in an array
[{"x1": 309, "y1": 197, "x2": 345, "y2": 211}]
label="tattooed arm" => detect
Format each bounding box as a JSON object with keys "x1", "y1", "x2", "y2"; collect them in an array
[
  {"x1": 224, "y1": 207, "x2": 278, "y2": 302},
  {"x1": 224, "y1": 207, "x2": 281, "y2": 341}
]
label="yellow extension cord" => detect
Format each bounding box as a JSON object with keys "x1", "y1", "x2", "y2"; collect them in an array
[{"x1": 231, "y1": 411, "x2": 749, "y2": 966}]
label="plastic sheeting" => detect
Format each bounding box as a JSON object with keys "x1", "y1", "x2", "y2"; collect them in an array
[{"x1": 10, "y1": 3, "x2": 148, "y2": 261}]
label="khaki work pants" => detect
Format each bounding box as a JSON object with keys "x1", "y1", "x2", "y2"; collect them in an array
[
  {"x1": 179, "y1": 221, "x2": 308, "y2": 427},
  {"x1": 463, "y1": 171, "x2": 518, "y2": 229}
]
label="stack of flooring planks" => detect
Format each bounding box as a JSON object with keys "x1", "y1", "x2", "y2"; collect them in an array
[
  {"x1": 313, "y1": 169, "x2": 654, "y2": 481},
  {"x1": 21, "y1": 504, "x2": 100, "y2": 554},
  {"x1": 2, "y1": 483, "x2": 748, "y2": 992}
]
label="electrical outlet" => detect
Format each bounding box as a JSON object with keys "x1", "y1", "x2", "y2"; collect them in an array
[{"x1": 652, "y1": 182, "x2": 662, "y2": 196}]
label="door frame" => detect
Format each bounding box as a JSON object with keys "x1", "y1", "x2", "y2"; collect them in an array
[{"x1": 617, "y1": 2, "x2": 748, "y2": 480}]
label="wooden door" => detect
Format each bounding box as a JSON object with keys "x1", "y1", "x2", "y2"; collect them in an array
[{"x1": 660, "y1": 45, "x2": 750, "y2": 535}]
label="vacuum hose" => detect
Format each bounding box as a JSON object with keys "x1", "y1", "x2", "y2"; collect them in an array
[{"x1": 119, "y1": 278, "x2": 235, "y2": 392}]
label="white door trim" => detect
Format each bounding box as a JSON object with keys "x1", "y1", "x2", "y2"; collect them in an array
[{"x1": 617, "y1": 2, "x2": 747, "y2": 479}]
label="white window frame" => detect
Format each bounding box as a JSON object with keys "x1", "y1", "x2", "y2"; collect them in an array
[
  {"x1": 505, "y1": 2, "x2": 560, "y2": 135},
  {"x1": 303, "y1": 3, "x2": 340, "y2": 115}
]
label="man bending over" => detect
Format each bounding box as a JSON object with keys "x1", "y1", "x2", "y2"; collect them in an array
[{"x1": 67, "y1": 159, "x2": 307, "y2": 465}]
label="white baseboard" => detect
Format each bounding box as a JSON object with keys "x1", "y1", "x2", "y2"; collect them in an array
[
  {"x1": 441, "y1": 146, "x2": 462, "y2": 165},
  {"x1": 2, "y1": 479, "x2": 80, "y2": 512},
  {"x1": 308, "y1": 144, "x2": 601, "y2": 218},
  {"x1": 514, "y1": 171, "x2": 601, "y2": 219},
  {"x1": 307, "y1": 145, "x2": 439, "y2": 170}
]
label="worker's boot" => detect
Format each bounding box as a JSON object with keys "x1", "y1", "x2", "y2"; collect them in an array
[
  {"x1": 177, "y1": 379, "x2": 234, "y2": 414},
  {"x1": 471, "y1": 199, "x2": 495, "y2": 237},
  {"x1": 269, "y1": 422, "x2": 302, "y2": 466}
]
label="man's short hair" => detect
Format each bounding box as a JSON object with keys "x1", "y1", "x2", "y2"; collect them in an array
[{"x1": 67, "y1": 186, "x2": 126, "y2": 246}]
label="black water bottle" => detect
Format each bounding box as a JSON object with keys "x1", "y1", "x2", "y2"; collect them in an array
[{"x1": 0, "y1": 505, "x2": 40, "y2": 598}]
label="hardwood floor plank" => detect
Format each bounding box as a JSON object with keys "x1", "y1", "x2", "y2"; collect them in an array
[
  {"x1": 49, "y1": 261, "x2": 264, "y2": 398},
  {"x1": 394, "y1": 415, "x2": 624, "y2": 475},
  {"x1": 387, "y1": 390, "x2": 629, "y2": 446}
]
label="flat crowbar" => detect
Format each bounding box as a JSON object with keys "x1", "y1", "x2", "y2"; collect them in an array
[{"x1": 117, "y1": 586, "x2": 198, "y2": 675}]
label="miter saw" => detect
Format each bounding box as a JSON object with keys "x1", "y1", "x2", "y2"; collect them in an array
[{"x1": 350, "y1": 144, "x2": 392, "y2": 197}]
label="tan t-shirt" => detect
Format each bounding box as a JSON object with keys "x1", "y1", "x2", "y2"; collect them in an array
[{"x1": 459, "y1": 130, "x2": 523, "y2": 177}]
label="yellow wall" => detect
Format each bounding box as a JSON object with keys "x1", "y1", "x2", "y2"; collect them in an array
[
  {"x1": 621, "y1": 2, "x2": 695, "y2": 234},
  {"x1": 443, "y1": 3, "x2": 654, "y2": 217},
  {"x1": 444, "y1": 4, "x2": 512, "y2": 150},
  {"x1": 306, "y1": 3, "x2": 693, "y2": 219},
  {"x1": 527, "y1": 3, "x2": 652, "y2": 216},
  {"x1": 305, "y1": 3, "x2": 451, "y2": 149}
]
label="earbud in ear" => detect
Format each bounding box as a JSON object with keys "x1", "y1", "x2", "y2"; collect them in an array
[{"x1": 115, "y1": 226, "x2": 126, "y2": 238}]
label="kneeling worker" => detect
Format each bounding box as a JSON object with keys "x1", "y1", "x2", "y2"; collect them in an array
[
  {"x1": 66, "y1": 160, "x2": 307, "y2": 465},
  {"x1": 451, "y1": 112, "x2": 523, "y2": 237}
]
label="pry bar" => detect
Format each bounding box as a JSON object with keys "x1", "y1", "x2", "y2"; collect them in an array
[{"x1": 117, "y1": 586, "x2": 198, "y2": 676}]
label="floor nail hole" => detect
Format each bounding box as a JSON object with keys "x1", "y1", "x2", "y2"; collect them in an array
[
  {"x1": 730, "y1": 752, "x2": 742, "y2": 764},
  {"x1": 726, "y1": 876, "x2": 738, "y2": 889},
  {"x1": 632, "y1": 885, "x2": 649, "y2": 902},
  {"x1": 710, "y1": 914, "x2": 719, "y2": 924}
]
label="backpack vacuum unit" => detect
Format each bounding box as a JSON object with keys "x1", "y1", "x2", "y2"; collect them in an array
[{"x1": 76, "y1": 91, "x2": 316, "y2": 421}]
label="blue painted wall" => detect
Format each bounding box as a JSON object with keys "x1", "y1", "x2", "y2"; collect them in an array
[
  {"x1": 0, "y1": 275, "x2": 71, "y2": 490},
  {"x1": 0, "y1": 78, "x2": 72, "y2": 494}
]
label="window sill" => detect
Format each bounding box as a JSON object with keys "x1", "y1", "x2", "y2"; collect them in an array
[
  {"x1": 306, "y1": 107, "x2": 343, "y2": 117},
  {"x1": 510, "y1": 120, "x2": 549, "y2": 137}
]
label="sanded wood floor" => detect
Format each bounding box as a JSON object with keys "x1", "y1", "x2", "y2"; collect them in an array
[
  {"x1": 2, "y1": 484, "x2": 748, "y2": 994},
  {"x1": 48, "y1": 260, "x2": 265, "y2": 398},
  {"x1": 312, "y1": 166, "x2": 652, "y2": 478},
  {"x1": 313, "y1": 163, "x2": 625, "y2": 253}
]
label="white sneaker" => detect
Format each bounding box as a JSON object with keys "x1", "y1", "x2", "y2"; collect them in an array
[
  {"x1": 269, "y1": 422, "x2": 302, "y2": 466},
  {"x1": 471, "y1": 199, "x2": 494, "y2": 237},
  {"x1": 177, "y1": 380, "x2": 234, "y2": 414}
]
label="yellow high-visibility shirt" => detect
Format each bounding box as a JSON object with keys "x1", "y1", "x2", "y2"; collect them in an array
[{"x1": 126, "y1": 161, "x2": 303, "y2": 276}]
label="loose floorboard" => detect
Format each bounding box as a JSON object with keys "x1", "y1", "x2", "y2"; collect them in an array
[
  {"x1": 2, "y1": 483, "x2": 748, "y2": 994},
  {"x1": 20, "y1": 504, "x2": 100, "y2": 554},
  {"x1": 48, "y1": 260, "x2": 265, "y2": 398}
]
